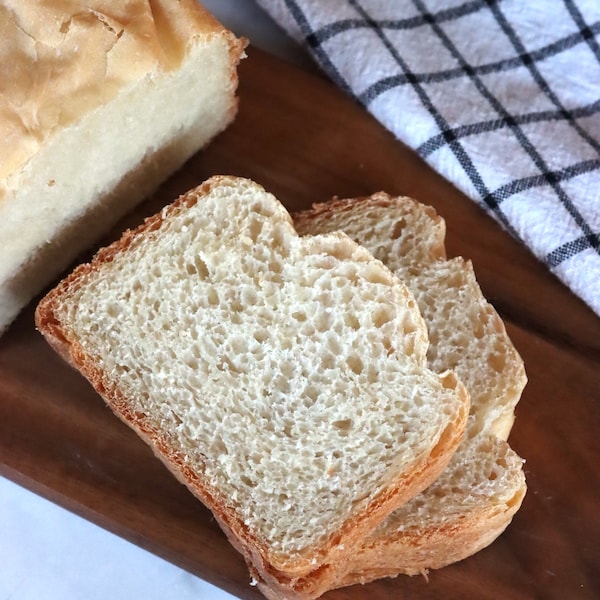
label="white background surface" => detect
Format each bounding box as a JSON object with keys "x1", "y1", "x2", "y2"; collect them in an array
[{"x1": 0, "y1": 2, "x2": 313, "y2": 599}]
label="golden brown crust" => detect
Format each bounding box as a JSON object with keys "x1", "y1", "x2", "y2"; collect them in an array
[{"x1": 0, "y1": 0, "x2": 245, "y2": 188}]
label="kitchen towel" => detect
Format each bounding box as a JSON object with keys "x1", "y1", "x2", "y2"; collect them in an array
[{"x1": 255, "y1": 0, "x2": 600, "y2": 317}]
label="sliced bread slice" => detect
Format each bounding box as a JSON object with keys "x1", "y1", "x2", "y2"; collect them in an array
[
  {"x1": 293, "y1": 193, "x2": 527, "y2": 591},
  {"x1": 294, "y1": 193, "x2": 527, "y2": 440},
  {"x1": 35, "y1": 176, "x2": 469, "y2": 597}
]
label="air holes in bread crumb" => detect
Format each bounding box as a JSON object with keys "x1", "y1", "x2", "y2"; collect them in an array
[
  {"x1": 185, "y1": 357, "x2": 198, "y2": 370},
  {"x1": 344, "y1": 313, "x2": 360, "y2": 330},
  {"x1": 495, "y1": 456, "x2": 508, "y2": 469},
  {"x1": 372, "y1": 305, "x2": 394, "y2": 328},
  {"x1": 207, "y1": 288, "x2": 219, "y2": 306},
  {"x1": 248, "y1": 217, "x2": 262, "y2": 242},
  {"x1": 269, "y1": 259, "x2": 284, "y2": 275},
  {"x1": 280, "y1": 361, "x2": 294, "y2": 379},
  {"x1": 366, "y1": 365, "x2": 378, "y2": 384},
  {"x1": 229, "y1": 336, "x2": 248, "y2": 355},
  {"x1": 315, "y1": 310, "x2": 332, "y2": 332},
  {"x1": 282, "y1": 421, "x2": 293, "y2": 438},
  {"x1": 186, "y1": 255, "x2": 210, "y2": 279},
  {"x1": 216, "y1": 357, "x2": 236, "y2": 372},
  {"x1": 473, "y1": 319, "x2": 485, "y2": 339},
  {"x1": 390, "y1": 218, "x2": 406, "y2": 239},
  {"x1": 488, "y1": 351, "x2": 507, "y2": 373},
  {"x1": 300, "y1": 323, "x2": 316, "y2": 337},
  {"x1": 241, "y1": 475, "x2": 257, "y2": 488},
  {"x1": 106, "y1": 302, "x2": 119, "y2": 318},
  {"x1": 322, "y1": 353, "x2": 335, "y2": 370},
  {"x1": 274, "y1": 375, "x2": 292, "y2": 395},
  {"x1": 346, "y1": 354, "x2": 363, "y2": 375},
  {"x1": 242, "y1": 286, "x2": 259, "y2": 306},
  {"x1": 254, "y1": 329, "x2": 268, "y2": 343},
  {"x1": 326, "y1": 335, "x2": 341, "y2": 356},
  {"x1": 230, "y1": 298, "x2": 244, "y2": 313},
  {"x1": 332, "y1": 419, "x2": 353, "y2": 432},
  {"x1": 304, "y1": 385, "x2": 319, "y2": 404}
]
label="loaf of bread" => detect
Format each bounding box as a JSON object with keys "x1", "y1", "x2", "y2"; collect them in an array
[
  {"x1": 0, "y1": 0, "x2": 245, "y2": 335},
  {"x1": 36, "y1": 176, "x2": 469, "y2": 598},
  {"x1": 293, "y1": 194, "x2": 527, "y2": 593}
]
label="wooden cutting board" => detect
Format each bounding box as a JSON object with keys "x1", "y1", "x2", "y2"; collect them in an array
[{"x1": 1, "y1": 47, "x2": 599, "y2": 600}]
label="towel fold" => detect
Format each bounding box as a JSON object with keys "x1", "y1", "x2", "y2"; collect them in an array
[{"x1": 256, "y1": 0, "x2": 600, "y2": 317}]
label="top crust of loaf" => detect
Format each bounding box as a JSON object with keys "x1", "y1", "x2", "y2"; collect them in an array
[
  {"x1": 36, "y1": 176, "x2": 469, "y2": 581},
  {"x1": 0, "y1": 0, "x2": 241, "y2": 188}
]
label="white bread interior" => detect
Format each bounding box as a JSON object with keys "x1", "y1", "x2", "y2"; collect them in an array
[{"x1": 0, "y1": 0, "x2": 245, "y2": 334}]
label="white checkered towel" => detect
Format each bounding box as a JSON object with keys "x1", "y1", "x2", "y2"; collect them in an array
[{"x1": 255, "y1": 0, "x2": 600, "y2": 317}]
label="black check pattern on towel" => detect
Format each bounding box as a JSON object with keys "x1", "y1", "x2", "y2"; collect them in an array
[{"x1": 256, "y1": 0, "x2": 600, "y2": 316}]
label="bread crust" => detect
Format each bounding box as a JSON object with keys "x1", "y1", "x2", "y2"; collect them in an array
[{"x1": 0, "y1": 0, "x2": 243, "y2": 183}]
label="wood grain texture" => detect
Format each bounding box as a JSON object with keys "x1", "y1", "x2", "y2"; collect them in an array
[{"x1": 1, "y1": 47, "x2": 599, "y2": 600}]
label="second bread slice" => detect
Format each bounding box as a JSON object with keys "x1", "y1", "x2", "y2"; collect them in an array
[
  {"x1": 293, "y1": 193, "x2": 527, "y2": 594},
  {"x1": 36, "y1": 176, "x2": 469, "y2": 598}
]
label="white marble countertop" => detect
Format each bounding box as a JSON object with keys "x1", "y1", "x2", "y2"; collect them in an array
[{"x1": 0, "y1": 3, "x2": 312, "y2": 599}]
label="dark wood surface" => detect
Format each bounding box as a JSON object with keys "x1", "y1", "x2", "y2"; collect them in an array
[{"x1": 1, "y1": 47, "x2": 599, "y2": 600}]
